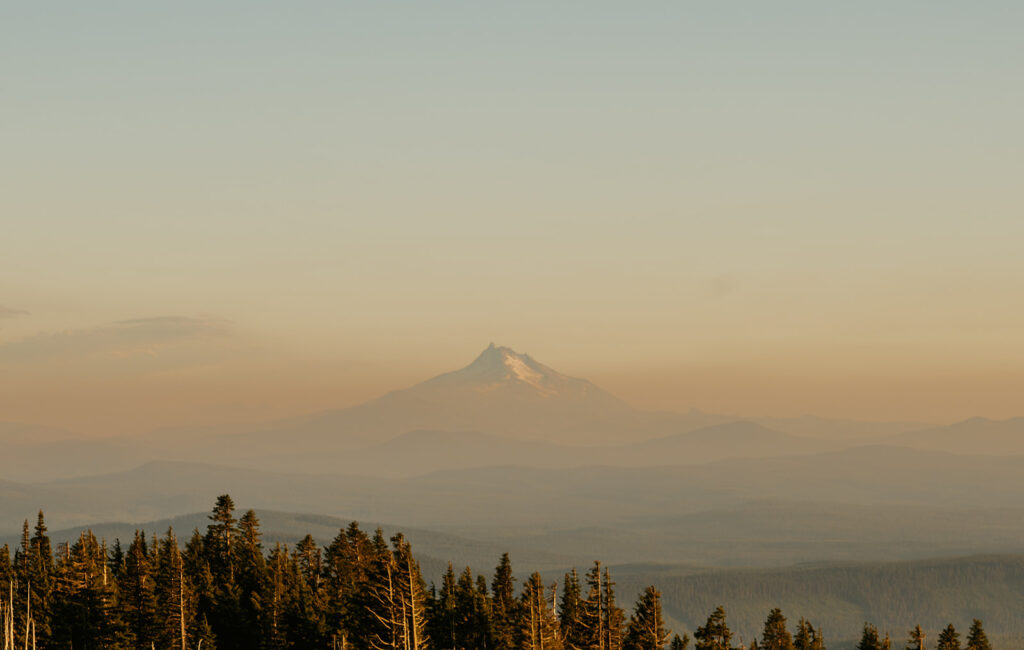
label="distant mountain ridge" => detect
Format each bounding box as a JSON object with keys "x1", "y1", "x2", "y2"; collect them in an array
[
  {"x1": 2, "y1": 343, "x2": 1020, "y2": 482},
  {"x1": 884, "y1": 416, "x2": 1024, "y2": 455}
]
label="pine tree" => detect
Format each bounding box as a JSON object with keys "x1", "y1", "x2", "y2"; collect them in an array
[
  {"x1": 907, "y1": 625, "x2": 927, "y2": 650},
  {"x1": 324, "y1": 521, "x2": 377, "y2": 648},
  {"x1": 761, "y1": 609, "x2": 794, "y2": 650},
  {"x1": 457, "y1": 567, "x2": 492, "y2": 650},
  {"x1": 262, "y1": 543, "x2": 290, "y2": 650},
  {"x1": 670, "y1": 634, "x2": 689, "y2": 650},
  {"x1": 559, "y1": 569, "x2": 587, "y2": 650},
  {"x1": 206, "y1": 495, "x2": 238, "y2": 582},
  {"x1": 392, "y1": 534, "x2": 429, "y2": 650},
  {"x1": 694, "y1": 607, "x2": 731, "y2": 650},
  {"x1": 155, "y1": 528, "x2": 194, "y2": 650},
  {"x1": 582, "y1": 562, "x2": 603, "y2": 649},
  {"x1": 474, "y1": 573, "x2": 495, "y2": 650},
  {"x1": 492, "y1": 552, "x2": 518, "y2": 650},
  {"x1": 29, "y1": 511, "x2": 54, "y2": 646},
  {"x1": 12, "y1": 515, "x2": 55, "y2": 649},
  {"x1": 965, "y1": 621, "x2": 991, "y2": 650},
  {"x1": 0, "y1": 545, "x2": 11, "y2": 592},
  {"x1": 794, "y1": 619, "x2": 813, "y2": 650},
  {"x1": 289, "y1": 534, "x2": 328, "y2": 648},
  {"x1": 348, "y1": 528, "x2": 395, "y2": 649},
  {"x1": 604, "y1": 567, "x2": 625, "y2": 650},
  {"x1": 205, "y1": 495, "x2": 243, "y2": 649},
  {"x1": 429, "y1": 563, "x2": 457, "y2": 650},
  {"x1": 936, "y1": 625, "x2": 960, "y2": 650},
  {"x1": 518, "y1": 572, "x2": 561, "y2": 650},
  {"x1": 122, "y1": 530, "x2": 158, "y2": 649},
  {"x1": 623, "y1": 585, "x2": 670, "y2": 650},
  {"x1": 50, "y1": 530, "x2": 126, "y2": 649},
  {"x1": 235, "y1": 510, "x2": 266, "y2": 650},
  {"x1": 361, "y1": 531, "x2": 429, "y2": 650},
  {"x1": 857, "y1": 624, "x2": 883, "y2": 650},
  {"x1": 183, "y1": 527, "x2": 217, "y2": 649}
]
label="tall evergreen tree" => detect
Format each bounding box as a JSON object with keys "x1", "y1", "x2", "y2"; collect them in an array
[
  {"x1": 262, "y1": 543, "x2": 290, "y2": 650},
  {"x1": 205, "y1": 495, "x2": 243, "y2": 649},
  {"x1": 0, "y1": 544, "x2": 11, "y2": 590},
  {"x1": 324, "y1": 521, "x2": 377, "y2": 648},
  {"x1": 50, "y1": 530, "x2": 126, "y2": 649},
  {"x1": 288, "y1": 534, "x2": 328, "y2": 648},
  {"x1": 582, "y1": 562, "x2": 624, "y2": 649},
  {"x1": 907, "y1": 625, "x2": 927, "y2": 650},
  {"x1": 518, "y1": 572, "x2": 561, "y2": 650},
  {"x1": 761, "y1": 609, "x2": 794, "y2": 650},
  {"x1": 857, "y1": 624, "x2": 883, "y2": 650},
  {"x1": 794, "y1": 619, "x2": 813, "y2": 650},
  {"x1": 392, "y1": 534, "x2": 429, "y2": 650},
  {"x1": 559, "y1": 568, "x2": 587, "y2": 650},
  {"x1": 361, "y1": 531, "x2": 429, "y2": 650},
  {"x1": 458, "y1": 567, "x2": 492, "y2": 650},
  {"x1": 183, "y1": 527, "x2": 218, "y2": 649},
  {"x1": 31, "y1": 511, "x2": 54, "y2": 641},
  {"x1": 475, "y1": 573, "x2": 495, "y2": 650},
  {"x1": 604, "y1": 567, "x2": 625, "y2": 650},
  {"x1": 429, "y1": 564, "x2": 457, "y2": 650},
  {"x1": 623, "y1": 585, "x2": 670, "y2": 650},
  {"x1": 348, "y1": 528, "x2": 395, "y2": 649},
  {"x1": 936, "y1": 625, "x2": 960, "y2": 650},
  {"x1": 122, "y1": 530, "x2": 158, "y2": 649},
  {"x1": 965, "y1": 620, "x2": 991, "y2": 650},
  {"x1": 694, "y1": 607, "x2": 731, "y2": 650},
  {"x1": 235, "y1": 510, "x2": 267, "y2": 650},
  {"x1": 492, "y1": 553, "x2": 518, "y2": 650},
  {"x1": 670, "y1": 634, "x2": 689, "y2": 650},
  {"x1": 206, "y1": 495, "x2": 238, "y2": 583},
  {"x1": 155, "y1": 528, "x2": 194, "y2": 650}
]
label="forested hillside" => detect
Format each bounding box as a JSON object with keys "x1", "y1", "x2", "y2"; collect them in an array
[
  {"x1": 0, "y1": 495, "x2": 686, "y2": 649},
  {"x1": 0, "y1": 496, "x2": 1002, "y2": 650},
  {"x1": 614, "y1": 557, "x2": 1024, "y2": 650}
]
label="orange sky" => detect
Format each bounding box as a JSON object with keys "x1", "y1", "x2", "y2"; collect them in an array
[{"x1": 3, "y1": 3, "x2": 1023, "y2": 435}]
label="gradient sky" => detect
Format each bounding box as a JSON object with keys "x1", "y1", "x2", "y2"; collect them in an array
[{"x1": 3, "y1": 2, "x2": 1023, "y2": 435}]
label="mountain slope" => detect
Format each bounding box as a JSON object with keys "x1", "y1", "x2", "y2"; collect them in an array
[
  {"x1": 275, "y1": 343, "x2": 637, "y2": 445},
  {"x1": 613, "y1": 555, "x2": 1024, "y2": 649},
  {"x1": 621, "y1": 421, "x2": 839, "y2": 465},
  {"x1": 884, "y1": 416, "x2": 1024, "y2": 455}
]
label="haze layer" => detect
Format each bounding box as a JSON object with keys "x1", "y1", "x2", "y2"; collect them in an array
[{"x1": 3, "y1": 2, "x2": 1023, "y2": 433}]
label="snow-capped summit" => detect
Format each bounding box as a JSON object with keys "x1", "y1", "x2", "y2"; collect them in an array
[
  {"x1": 409, "y1": 339, "x2": 622, "y2": 407},
  {"x1": 435, "y1": 343, "x2": 575, "y2": 397},
  {"x1": 270, "y1": 343, "x2": 638, "y2": 445}
]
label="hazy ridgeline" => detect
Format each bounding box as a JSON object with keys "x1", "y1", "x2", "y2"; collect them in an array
[
  {"x1": 0, "y1": 495, "x2": 1002, "y2": 650},
  {"x1": 3, "y1": 347, "x2": 1024, "y2": 648}
]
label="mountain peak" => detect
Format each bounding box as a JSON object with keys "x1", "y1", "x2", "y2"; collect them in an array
[{"x1": 462, "y1": 344, "x2": 561, "y2": 395}]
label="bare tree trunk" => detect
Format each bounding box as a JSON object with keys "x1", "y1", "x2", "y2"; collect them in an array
[
  {"x1": 179, "y1": 567, "x2": 188, "y2": 650},
  {"x1": 407, "y1": 557, "x2": 422, "y2": 650},
  {"x1": 23, "y1": 585, "x2": 29, "y2": 650}
]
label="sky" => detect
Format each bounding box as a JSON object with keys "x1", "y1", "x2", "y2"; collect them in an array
[{"x1": 2, "y1": 2, "x2": 1023, "y2": 435}]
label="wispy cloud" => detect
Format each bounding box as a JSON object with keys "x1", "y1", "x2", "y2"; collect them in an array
[
  {"x1": 0, "y1": 315, "x2": 234, "y2": 368},
  {"x1": 0, "y1": 305, "x2": 29, "y2": 319}
]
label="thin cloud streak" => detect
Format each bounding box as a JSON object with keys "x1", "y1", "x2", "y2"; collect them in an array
[
  {"x1": 0, "y1": 315, "x2": 232, "y2": 364},
  {"x1": 0, "y1": 305, "x2": 29, "y2": 319}
]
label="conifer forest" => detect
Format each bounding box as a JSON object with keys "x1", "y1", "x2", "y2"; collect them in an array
[{"x1": 0, "y1": 496, "x2": 994, "y2": 650}]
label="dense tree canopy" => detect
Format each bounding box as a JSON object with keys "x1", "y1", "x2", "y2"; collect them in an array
[{"x1": 0, "y1": 496, "x2": 993, "y2": 650}]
